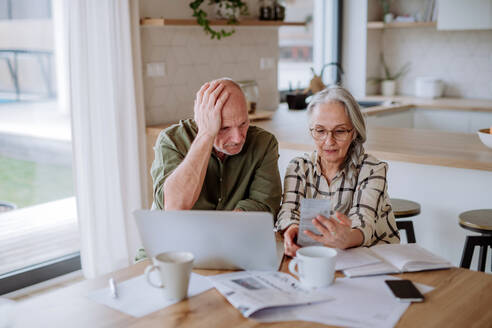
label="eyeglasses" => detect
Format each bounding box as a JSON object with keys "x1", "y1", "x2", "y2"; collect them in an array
[{"x1": 309, "y1": 127, "x2": 353, "y2": 141}]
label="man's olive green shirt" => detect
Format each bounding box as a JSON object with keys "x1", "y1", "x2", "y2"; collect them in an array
[{"x1": 151, "y1": 119, "x2": 282, "y2": 216}]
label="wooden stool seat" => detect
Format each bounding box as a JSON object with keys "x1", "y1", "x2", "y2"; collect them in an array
[
  {"x1": 390, "y1": 198, "x2": 421, "y2": 243},
  {"x1": 458, "y1": 209, "x2": 492, "y2": 272},
  {"x1": 391, "y1": 198, "x2": 421, "y2": 218}
]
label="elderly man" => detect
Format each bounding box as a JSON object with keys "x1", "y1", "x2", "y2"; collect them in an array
[{"x1": 150, "y1": 78, "x2": 282, "y2": 215}]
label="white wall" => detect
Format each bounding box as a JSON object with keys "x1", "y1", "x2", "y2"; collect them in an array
[{"x1": 139, "y1": 0, "x2": 279, "y2": 125}]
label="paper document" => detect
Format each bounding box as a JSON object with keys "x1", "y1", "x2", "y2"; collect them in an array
[
  {"x1": 298, "y1": 198, "x2": 331, "y2": 246},
  {"x1": 87, "y1": 273, "x2": 213, "y2": 317},
  {"x1": 252, "y1": 275, "x2": 434, "y2": 328},
  {"x1": 208, "y1": 271, "x2": 334, "y2": 318}
]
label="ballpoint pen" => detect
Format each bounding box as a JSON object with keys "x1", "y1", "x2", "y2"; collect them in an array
[{"x1": 109, "y1": 277, "x2": 118, "y2": 299}]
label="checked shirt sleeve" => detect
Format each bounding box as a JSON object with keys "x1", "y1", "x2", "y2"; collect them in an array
[{"x1": 275, "y1": 158, "x2": 306, "y2": 232}]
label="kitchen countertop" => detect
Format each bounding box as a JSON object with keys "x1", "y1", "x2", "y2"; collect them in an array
[
  {"x1": 360, "y1": 95, "x2": 492, "y2": 113},
  {"x1": 252, "y1": 105, "x2": 492, "y2": 172}
]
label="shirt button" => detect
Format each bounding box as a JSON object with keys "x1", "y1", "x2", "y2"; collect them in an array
[
  {"x1": 218, "y1": 198, "x2": 222, "y2": 202},
  {"x1": 219, "y1": 178, "x2": 223, "y2": 182}
]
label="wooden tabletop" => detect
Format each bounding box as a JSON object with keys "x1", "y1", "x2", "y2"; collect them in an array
[
  {"x1": 13, "y1": 259, "x2": 492, "y2": 327},
  {"x1": 252, "y1": 106, "x2": 492, "y2": 172}
]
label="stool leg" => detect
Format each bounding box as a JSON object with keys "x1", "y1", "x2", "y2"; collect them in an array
[
  {"x1": 460, "y1": 236, "x2": 475, "y2": 269},
  {"x1": 396, "y1": 221, "x2": 416, "y2": 243},
  {"x1": 478, "y1": 245, "x2": 487, "y2": 272}
]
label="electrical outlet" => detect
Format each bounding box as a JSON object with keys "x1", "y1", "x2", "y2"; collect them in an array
[
  {"x1": 260, "y1": 57, "x2": 275, "y2": 70},
  {"x1": 146, "y1": 62, "x2": 166, "y2": 77}
]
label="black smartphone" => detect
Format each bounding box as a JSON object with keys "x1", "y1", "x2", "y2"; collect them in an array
[{"x1": 385, "y1": 279, "x2": 424, "y2": 303}]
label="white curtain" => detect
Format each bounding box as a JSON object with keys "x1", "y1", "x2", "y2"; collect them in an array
[{"x1": 66, "y1": 0, "x2": 145, "y2": 278}]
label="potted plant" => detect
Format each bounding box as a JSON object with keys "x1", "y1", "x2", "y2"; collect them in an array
[
  {"x1": 189, "y1": 0, "x2": 249, "y2": 40},
  {"x1": 379, "y1": 0, "x2": 394, "y2": 23},
  {"x1": 368, "y1": 54, "x2": 410, "y2": 97}
]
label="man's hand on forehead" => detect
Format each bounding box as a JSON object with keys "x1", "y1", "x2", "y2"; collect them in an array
[{"x1": 194, "y1": 80, "x2": 230, "y2": 139}]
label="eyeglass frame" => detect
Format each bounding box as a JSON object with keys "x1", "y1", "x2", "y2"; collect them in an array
[{"x1": 309, "y1": 126, "x2": 354, "y2": 142}]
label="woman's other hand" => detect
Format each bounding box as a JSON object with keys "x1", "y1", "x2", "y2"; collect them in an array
[
  {"x1": 283, "y1": 224, "x2": 300, "y2": 257},
  {"x1": 304, "y1": 212, "x2": 363, "y2": 249}
]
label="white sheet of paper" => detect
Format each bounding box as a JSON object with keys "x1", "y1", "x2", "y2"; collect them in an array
[
  {"x1": 251, "y1": 275, "x2": 434, "y2": 328},
  {"x1": 335, "y1": 247, "x2": 382, "y2": 271},
  {"x1": 87, "y1": 272, "x2": 213, "y2": 318},
  {"x1": 298, "y1": 198, "x2": 331, "y2": 246}
]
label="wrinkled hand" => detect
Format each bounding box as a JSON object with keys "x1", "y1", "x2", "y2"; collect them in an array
[
  {"x1": 194, "y1": 81, "x2": 230, "y2": 139},
  {"x1": 283, "y1": 224, "x2": 300, "y2": 257},
  {"x1": 304, "y1": 212, "x2": 357, "y2": 249}
]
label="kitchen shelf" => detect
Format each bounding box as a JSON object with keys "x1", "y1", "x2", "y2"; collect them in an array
[
  {"x1": 140, "y1": 18, "x2": 305, "y2": 27},
  {"x1": 367, "y1": 21, "x2": 437, "y2": 29}
]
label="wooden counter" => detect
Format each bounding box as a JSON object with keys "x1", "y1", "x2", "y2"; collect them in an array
[
  {"x1": 253, "y1": 106, "x2": 492, "y2": 172},
  {"x1": 361, "y1": 95, "x2": 492, "y2": 113}
]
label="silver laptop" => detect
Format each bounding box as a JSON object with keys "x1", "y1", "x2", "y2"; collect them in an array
[{"x1": 133, "y1": 210, "x2": 284, "y2": 270}]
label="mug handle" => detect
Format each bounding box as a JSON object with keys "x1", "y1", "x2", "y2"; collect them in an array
[
  {"x1": 145, "y1": 265, "x2": 164, "y2": 289},
  {"x1": 288, "y1": 258, "x2": 300, "y2": 278}
]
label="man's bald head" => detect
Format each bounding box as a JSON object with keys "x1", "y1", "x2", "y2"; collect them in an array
[{"x1": 210, "y1": 78, "x2": 250, "y2": 156}]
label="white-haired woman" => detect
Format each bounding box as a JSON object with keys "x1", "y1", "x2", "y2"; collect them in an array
[{"x1": 277, "y1": 86, "x2": 400, "y2": 257}]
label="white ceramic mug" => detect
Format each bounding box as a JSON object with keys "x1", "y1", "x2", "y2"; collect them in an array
[
  {"x1": 145, "y1": 251, "x2": 194, "y2": 301},
  {"x1": 288, "y1": 246, "x2": 337, "y2": 288}
]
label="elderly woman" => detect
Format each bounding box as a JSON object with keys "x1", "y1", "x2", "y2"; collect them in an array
[{"x1": 277, "y1": 86, "x2": 400, "y2": 257}]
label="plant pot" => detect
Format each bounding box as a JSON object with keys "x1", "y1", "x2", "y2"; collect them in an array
[
  {"x1": 384, "y1": 13, "x2": 394, "y2": 23},
  {"x1": 286, "y1": 93, "x2": 308, "y2": 110},
  {"x1": 381, "y1": 80, "x2": 396, "y2": 96},
  {"x1": 214, "y1": 2, "x2": 240, "y2": 20}
]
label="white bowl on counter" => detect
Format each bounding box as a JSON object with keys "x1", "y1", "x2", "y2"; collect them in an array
[
  {"x1": 477, "y1": 129, "x2": 492, "y2": 149},
  {"x1": 415, "y1": 77, "x2": 444, "y2": 99}
]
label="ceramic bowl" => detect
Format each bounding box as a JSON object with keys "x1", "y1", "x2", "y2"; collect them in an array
[{"x1": 477, "y1": 129, "x2": 492, "y2": 149}]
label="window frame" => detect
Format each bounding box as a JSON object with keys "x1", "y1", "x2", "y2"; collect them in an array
[{"x1": 278, "y1": 0, "x2": 342, "y2": 94}]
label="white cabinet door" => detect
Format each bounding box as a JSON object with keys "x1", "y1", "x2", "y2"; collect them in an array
[
  {"x1": 438, "y1": 0, "x2": 492, "y2": 30},
  {"x1": 469, "y1": 111, "x2": 492, "y2": 133},
  {"x1": 413, "y1": 108, "x2": 469, "y2": 133},
  {"x1": 365, "y1": 110, "x2": 414, "y2": 129}
]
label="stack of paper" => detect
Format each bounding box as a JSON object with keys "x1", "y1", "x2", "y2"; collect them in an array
[
  {"x1": 251, "y1": 275, "x2": 434, "y2": 328},
  {"x1": 87, "y1": 273, "x2": 213, "y2": 317},
  {"x1": 208, "y1": 271, "x2": 334, "y2": 317}
]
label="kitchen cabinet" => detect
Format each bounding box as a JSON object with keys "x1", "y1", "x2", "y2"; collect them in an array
[{"x1": 437, "y1": 0, "x2": 492, "y2": 30}]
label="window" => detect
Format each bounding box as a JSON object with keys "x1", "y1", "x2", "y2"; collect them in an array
[
  {"x1": 0, "y1": 0, "x2": 79, "y2": 295},
  {"x1": 278, "y1": 0, "x2": 342, "y2": 91}
]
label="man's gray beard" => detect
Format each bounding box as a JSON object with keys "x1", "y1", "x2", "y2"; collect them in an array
[{"x1": 214, "y1": 143, "x2": 243, "y2": 156}]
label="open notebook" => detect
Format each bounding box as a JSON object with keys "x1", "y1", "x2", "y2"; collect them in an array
[{"x1": 343, "y1": 244, "x2": 453, "y2": 278}]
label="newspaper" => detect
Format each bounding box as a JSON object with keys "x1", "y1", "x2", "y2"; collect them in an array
[
  {"x1": 208, "y1": 271, "x2": 334, "y2": 317},
  {"x1": 298, "y1": 198, "x2": 331, "y2": 246}
]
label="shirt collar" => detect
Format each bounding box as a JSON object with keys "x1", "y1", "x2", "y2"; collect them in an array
[{"x1": 312, "y1": 150, "x2": 350, "y2": 181}]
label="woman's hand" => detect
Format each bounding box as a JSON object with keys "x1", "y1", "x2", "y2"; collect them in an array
[
  {"x1": 283, "y1": 224, "x2": 300, "y2": 257},
  {"x1": 304, "y1": 212, "x2": 363, "y2": 249}
]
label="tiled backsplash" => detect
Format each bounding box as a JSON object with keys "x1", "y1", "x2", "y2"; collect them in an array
[
  {"x1": 380, "y1": 28, "x2": 492, "y2": 99},
  {"x1": 141, "y1": 26, "x2": 279, "y2": 125}
]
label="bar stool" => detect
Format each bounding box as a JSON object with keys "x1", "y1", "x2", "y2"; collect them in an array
[
  {"x1": 459, "y1": 209, "x2": 492, "y2": 272},
  {"x1": 390, "y1": 198, "x2": 420, "y2": 243}
]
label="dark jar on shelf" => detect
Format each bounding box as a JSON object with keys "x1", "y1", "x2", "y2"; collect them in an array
[
  {"x1": 259, "y1": 0, "x2": 273, "y2": 20},
  {"x1": 273, "y1": 1, "x2": 285, "y2": 21}
]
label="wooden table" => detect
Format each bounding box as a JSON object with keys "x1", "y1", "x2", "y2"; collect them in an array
[{"x1": 13, "y1": 259, "x2": 492, "y2": 327}]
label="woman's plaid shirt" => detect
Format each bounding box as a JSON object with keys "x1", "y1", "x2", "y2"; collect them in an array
[{"x1": 276, "y1": 151, "x2": 400, "y2": 246}]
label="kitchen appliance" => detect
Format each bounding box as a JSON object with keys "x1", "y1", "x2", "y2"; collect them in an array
[
  {"x1": 237, "y1": 80, "x2": 259, "y2": 114},
  {"x1": 415, "y1": 77, "x2": 444, "y2": 98}
]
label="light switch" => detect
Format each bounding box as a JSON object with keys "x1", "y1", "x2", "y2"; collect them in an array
[
  {"x1": 146, "y1": 62, "x2": 166, "y2": 77},
  {"x1": 260, "y1": 57, "x2": 275, "y2": 70}
]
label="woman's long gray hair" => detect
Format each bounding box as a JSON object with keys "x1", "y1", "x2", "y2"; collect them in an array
[{"x1": 306, "y1": 85, "x2": 366, "y2": 178}]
